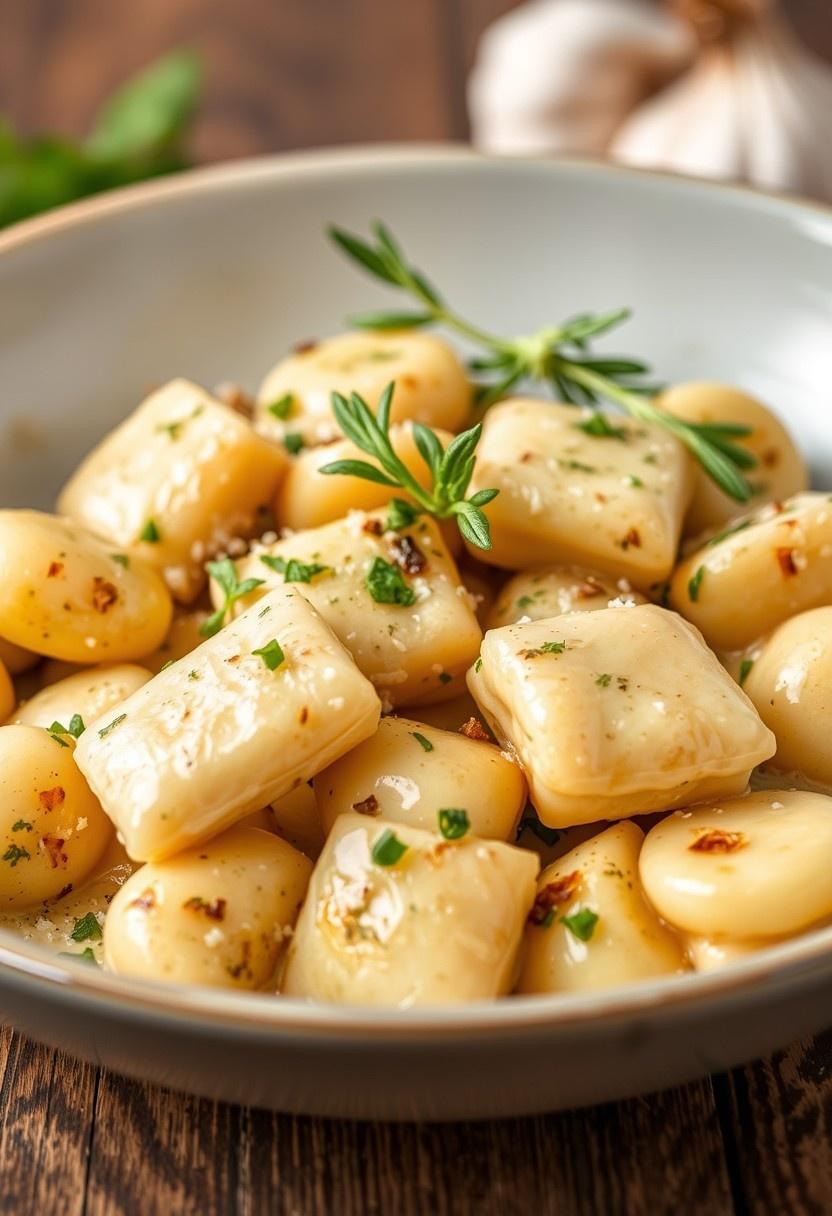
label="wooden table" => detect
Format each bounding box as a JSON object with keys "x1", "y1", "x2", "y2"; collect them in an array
[{"x1": 1, "y1": 2, "x2": 832, "y2": 1212}]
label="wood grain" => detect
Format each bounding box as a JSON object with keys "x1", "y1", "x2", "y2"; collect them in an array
[{"x1": 0, "y1": 2, "x2": 831, "y2": 1213}]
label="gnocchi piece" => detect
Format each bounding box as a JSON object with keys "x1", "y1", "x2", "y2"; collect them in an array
[
  {"x1": 0, "y1": 637, "x2": 38, "y2": 676},
  {"x1": 0, "y1": 660, "x2": 13, "y2": 722},
  {"x1": 487, "y1": 565, "x2": 647, "y2": 629},
  {"x1": 466, "y1": 399, "x2": 693, "y2": 586},
  {"x1": 143, "y1": 609, "x2": 210, "y2": 675},
  {"x1": 0, "y1": 724, "x2": 112, "y2": 908},
  {"x1": 740, "y1": 607, "x2": 832, "y2": 788},
  {"x1": 104, "y1": 827, "x2": 312, "y2": 989},
  {"x1": 14, "y1": 664, "x2": 150, "y2": 731},
  {"x1": 281, "y1": 813, "x2": 539, "y2": 1005},
  {"x1": 314, "y1": 715, "x2": 526, "y2": 840},
  {"x1": 255, "y1": 331, "x2": 471, "y2": 447},
  {"x1": 0, "y1": 511, "x2": 173, "y2": 663},
  {"x1": 468, "y1": 604, "x2": 775, "y2": 826},
  {"x1": 58, "y1": 379, "x2": 286, "y2": 602},
  {"x1": 275, "y1": 422, "x2": 451, "y2": 532},
  {"x1": 74, "y1": 587, "x2": 381, "y2": 861},
  {"x1": 0, "y1": 835, "x2": 136, "y2": 964},
  {"x1": 518, "y1": 822, "x2": 687, "y2": 994},
  {"x1": 224, "y1": 509, "x2": 482, "y2": 707},
  {"x1": 659, "y1": 382, "x2": 807, "y2": 537},
  {"x1": 270, "y1": 782, "x2": 325, "y2": 859},
  {"x1": 685, "y1": 934, "x2": 784, "y2": 973},
  {"x1": 670, "y1": 493, "x2": 832, "y2": 651},
  {"x1": 639, "y1": 790, "x2": 832, "y2": 938}
]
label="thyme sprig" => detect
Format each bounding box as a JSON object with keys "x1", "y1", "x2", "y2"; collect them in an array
[
  {"x1": 328, "y1": 222, "x2": 755, "y2": 502},
  {"x1": 320, "y1": 382, "x2": 498, "y2": 549}
]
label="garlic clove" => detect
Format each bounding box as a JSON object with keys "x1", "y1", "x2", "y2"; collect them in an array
[{"x1": 468, "y1": 0, "x2": 695, "y2": 155}]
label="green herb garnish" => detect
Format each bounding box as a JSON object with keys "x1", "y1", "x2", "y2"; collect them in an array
[
  {"x1": 575, "y1": 414, "x2": 628, "y2": 440},
  {"x1": 371, "y1": 828, "x2": 408, "y2": 867},
  {"x1": 412, "y1": 731, "x2": 434, "y2": 753},
  {"x1": 319, "y1": 381, "x2": 498, "y2": 549},
  {"x1": 474, "y1": 657, "x2": 483, "y2": 673},
  {"x1": 688, "y1": 566, "x2": 705, "y2": 602},
  {"x1": 438, "y1": 808, "x2": 470, "y2": 840},
  {"x1": 707, "y1": 519, "x2": 753, "y2": 547},
  {"x1": 385, "y1": 498, "x2": 422, "y2": 531},
  {"x1": 739, "y1": 658, "x2": 755, "y2": 686},
  {"x1": 561, "y1": 908, "x2": 599, "y2": 942},
  {"x1": 259, "y1": 554, "x2": 331, "y2": 584},
  {"x1": 517, "y1": 811, "x2": 561, "y2": 847},
  {"x1": 11, "y1": 820, "x2": 32, "y2": 832},
  {"x1": 59, "y1": 947, "x2": 97, "y2": 964},
  {"x1": 595, "y1": 673, "x2": 612, "y2": 687},
  {"x1": 70, "y1": 911, "x2": 103, "y2": 942},
  {"x1": 283, "y1": 432, "x2": 305, "y2": 455},
  {"x1": 139, "y1": 518, "x2": 161, "y2": 543},
  {"x1": 364, "y1": 556, "x2": 416, "y2": 606},
  {"x1": 329, "y1": 222, "x2": 756, "y2": 502},
  {"x1": 111, "y1": 553, "x2": 130, "y2": 568},
  {"x1": 49, "y1": 715, "x2": 86, "y2": 740},
  {"x1": 201, "y1": 558, "x2": 266, "y2": 638},
  {"x1": 98, "y1": 713, "x2": 127, "y2": 739},
  {"x1": 267, "y1": 394, "x2": 295, "y2": 420},
  {"x1": 252, "y1": 638, "x2": 285, "y2": 671},
  {"x1": 522, "y1": 640, "x2": 566, "y2": 658},
  {"x1": 2, "y1": 845, "x2": 30, "y2": 867}
]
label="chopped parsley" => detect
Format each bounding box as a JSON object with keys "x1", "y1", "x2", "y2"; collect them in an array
[
  {"x1": 139, "y1": 518, "x2": 161, "y2": 544},
  {"x1": 252, "y1": 638, "x2": 285, "y2": 671},
  {"x1": 595, "y1": 673, "x2": 612, "y2": 687},
  {"x1": 625, "y1": 474, "x2": 644, "y2": 488},
  {"x1": 688, "y1": 566, "x2": 705, "y2": 602},
  {"x1": 438, "y1": 808, "x2": 470, "y2": 840},
  {"x1": 49, "y1": 714, "x2": 85, "y2": 740},
  {"x1": 522, "y1": 640, "x2": 566, "y2": 658},
  {"x1": 561, "y1": 908, "x2": 599, "y2": 942},
  {"x1": 259, "y1": 554, "x2": 332, "y2": 584},
  {"x1": 267, "y1": 393, "x2": 294, "y2": 420},
  {"x1": 411, "y1": 731, "x2": 434, "y2": 753},
  {"x1": 517, "y1": 595, "x2": 534, "y2": 609},
  {"x1": 385, "y1": 498, "x2": 421, "y2": 531},
  {"x1": 283, "y1": 432, "x2": 305, "y2": 455},
  {"x1": 11, "y1": 820, "x2": 32, "y2": 832},
  {"x1": 48, "y1": 731, "x2": 70, "y2": 748},
  {"x1": 474, "y1": 657, "x2": 483, "y2": 673},
  {"x1": 558, "y1": 458, "x2": 596, "y2": 474},
  {"x1": 201, "y1": 557, "x2": 265, "y2": 638},
  {"x1": 59, "y1": 947, "x2": 97, "y2": 964},
  {"x1": 739, "y1": 658, "x2": 755, "y2": 686},
  {"x1": 371, "y1": 828, "x2": 408, "y2": 867},
  {"x1": 364, "y1": 556, "x2": 416, "y2": 606},
  {"x1": 98, "y1": 713, "x2": 127, "y2": 739},
  {"x1": 707, "y1": 519, "x2": 752, "y2": 548},
  {"x1": 3, "y1": 844, "x2": 30, "y2": 866},
  {"x1": 111, "y1": 553, "x2": 130, "y2": 568},
  {"x1": 70, "y1": 911, "x2": 102, "y2": 942},
  {"x1": 575, "y1": 414, "x2": 628, "y2": 440}
]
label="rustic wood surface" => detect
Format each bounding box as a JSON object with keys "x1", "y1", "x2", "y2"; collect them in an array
[{"x1": 1, "y1": 1, "x2": 832, "y2": 1213}]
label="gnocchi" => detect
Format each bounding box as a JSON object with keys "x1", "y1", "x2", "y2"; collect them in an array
[
  {"x1": 281, "y1": 813, "x2": 539, "y2": 1005},
  {"x1": 2, "y1": 229, "x2": 829, "y2": 1010}
]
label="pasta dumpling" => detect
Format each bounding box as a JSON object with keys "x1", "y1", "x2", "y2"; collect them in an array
[
  {"x1": 58, "y1": 379, "x2": 287, "y2": 602},
  {"x1": 518, "y1": 821, "x2": 687, "y2": 994},
  {"x1": 255, "y1": 331, "x2": 471, "y2": 447},
  {"x1": 466, "y1": 398, "x2": 693, "y2": 585},
  {"x1": 104, "y1": 826, "x2": 311, "y2": 988},
  {"x1": 224, "y1": 509, "x2": 482, "y2": 707},
  {"x1": 639, "y1": 790, "x2": 832, "y2": 939},
  {"x1": 670, "y1": 493, "x2": 832, "y2": 651},
  {"x1": 314, "y1": 714, "x2": 526, "y2": 840},
  {"x1": 468, "y1": 604, "x2": 775, "y2": 826},
  {"x1": 282, "y1": 813, "x2": 539, "y2": 1005},
  {"x1": 74, "y1": 587, "x2": 381, "y2": 861}
]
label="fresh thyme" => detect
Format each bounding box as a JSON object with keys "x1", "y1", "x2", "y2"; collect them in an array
[
  {"x1": 328, "y1": 221, "x2": 755, "y2": 502},
  {"x1": 319, "y1": 381, "x2": 498, "y2": 549}
]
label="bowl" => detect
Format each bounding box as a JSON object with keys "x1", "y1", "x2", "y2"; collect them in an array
[{"x1": 1, "y1": 145, "x2": 831, "y2": 1120}]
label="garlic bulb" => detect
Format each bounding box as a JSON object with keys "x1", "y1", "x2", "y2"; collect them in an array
[
  {"x1": 469, "y1": 0, "x2": 832, "y2": 202},
  {"x1": 468, "y1": 0, "x2": 695, "y2": 154}
]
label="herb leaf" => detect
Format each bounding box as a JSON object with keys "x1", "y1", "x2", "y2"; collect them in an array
[
  {"x1": 371, "y1": 828, "x2": 408, "y2": 867},
  {"x1": 252, "y1": 638, "x2": 285, "y2": 671},
  {"x1": 411, "y1": 731, "x2": 434, "y2": 752},
  {"x1": 438, "y1": 808, "x2": 470, "y2": 840},
  {"x1": 329, "y1": 223, "x2": 755, "y2": 503},
  {"x1": 739, "y1": 658, "x2": 755, "y2": 686},
  {"x1": 365, "y1": 556, "x2": 417, "y2": 606},
  {"x1": 319, "y1": 384, "x2": 498, "y2": 549},
  {"x1": 70, "y1": 911, "x2": 103, "y2": 942},
  {"x1": 202, "y1": 558, "x2": 265, "y2": 638},
  {"x1": 561, "y1": 908, "x2": 599, "y2": 942}
]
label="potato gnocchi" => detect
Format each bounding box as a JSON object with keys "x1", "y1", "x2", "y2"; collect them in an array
[{"x1": 0, "y1": 274, "x2": 827, "y2": 1008}]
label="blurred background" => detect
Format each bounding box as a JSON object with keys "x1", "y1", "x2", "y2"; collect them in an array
[{"x1": 0, "y1": 0, "x2": 830, "y2": 227}]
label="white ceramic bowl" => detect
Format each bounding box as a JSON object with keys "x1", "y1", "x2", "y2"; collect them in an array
[{"x1": 1, "y1": 146, "x2": 831, "y2": 1120}]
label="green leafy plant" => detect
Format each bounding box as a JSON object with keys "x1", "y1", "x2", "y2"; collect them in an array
[
  {"x1": 319, "y1": 382, "x2": 498, "y2": 549},
  {"x1": 328, "y1": 222, "x2": 756, "y2": 503},
  {"x1": 0, "y1": 50, "x2": 200, "y2": 229}
]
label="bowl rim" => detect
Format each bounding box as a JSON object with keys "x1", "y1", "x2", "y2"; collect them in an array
[{"x1": 2, "y1": 142, "x2": 832, "y2": 1039}]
